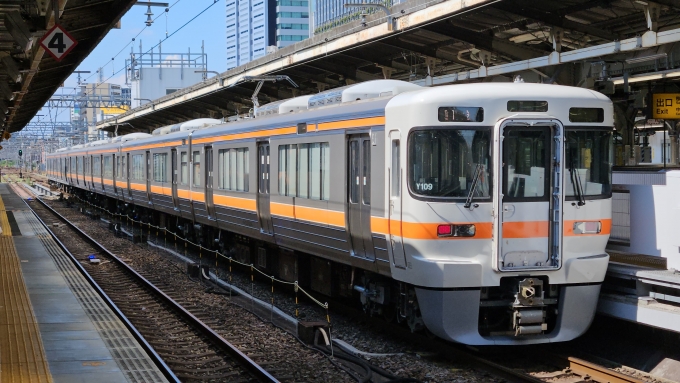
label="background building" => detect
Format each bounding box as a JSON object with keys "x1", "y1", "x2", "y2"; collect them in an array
[
  {"x1": 126, "y1": 42, "x2": 207, "y2": 108},
  {"x1": 314, "y1": 0, "x2": 394, "y2": 34},
  {"x1": 227, "y1": 0, "x2": 310, "y2": 70},
  {"x1": 78, "y1": 83, "x2": 130, "y2": 136},
  {"x1": 276, "y1": 0, "x2": 311, "y2": 47}
]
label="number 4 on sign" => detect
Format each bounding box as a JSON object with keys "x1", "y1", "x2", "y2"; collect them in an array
[{"x1": 39, "y1": 24, "x2": 77, "y2": 62}]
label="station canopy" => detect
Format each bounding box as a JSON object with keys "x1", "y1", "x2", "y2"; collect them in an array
[
  {"x1": 95, "y1": 0, "x2": 680, "y2": 134},
  {"x1": 0, "y1": 0, "x2": 136, "y2": 135}
]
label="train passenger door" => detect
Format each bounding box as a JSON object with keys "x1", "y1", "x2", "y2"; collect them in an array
[
  {"x1": 126, "y1": 153, "x2": 131, "y2": 198},
  {"x1": 112, "y1": 154, "x2": 117, "y2": 192},
  {"x1": 257, "y1": 143, "x2": 273, "y2": 235},
  {"x1": 89, "y1": 155, "x2": 94, "y2": 187},
  {"x1": 498, "y1": 121, "x2": 562, "y2": 271},
  {"x1": 388, "y1": 131, "x2": 407, "y2": 269},
  {"x1": 205, "y1": 146, "x2": 216, "y2": 219},
  {"x1": 100, "y1": 155, "x2": 104, "y2": 191},
  {"x1": 146, "y1": 151, "x2": 152, "y2": 202},
  {"x1": 171, "y1": 149, "x2": 179, "y2": 210},
  {"x1": 347, "y1": 134, "x2": 374, "y2": 260}
]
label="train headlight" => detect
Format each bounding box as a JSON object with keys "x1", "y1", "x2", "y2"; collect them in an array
[
  {"x1": 573, "y1": 221, "x2": 601, "y2": 234},
  {"x1": 437, "y1": 224, "x2": 476, "y2": 237}
]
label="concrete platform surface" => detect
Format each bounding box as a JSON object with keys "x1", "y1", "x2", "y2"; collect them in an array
[{"x1": 0, "y1": 183, "x2": 168, "y2": 383}]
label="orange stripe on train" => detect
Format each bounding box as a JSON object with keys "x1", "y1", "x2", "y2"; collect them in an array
[{"x1": 270, "y1": 202, "x2": 345, "y2": 227}]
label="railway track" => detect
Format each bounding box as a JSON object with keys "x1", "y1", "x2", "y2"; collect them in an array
[
  {"x1": 24, "y1": 189, "x2": 280, "y2": 383},
  {"x1": 18, "y1": 181, "x2": 654, "y2": 383}
]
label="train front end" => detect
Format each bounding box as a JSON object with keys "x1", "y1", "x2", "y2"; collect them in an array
[{"x1": 385, "y1": 83, "x2": 613, "y2": 345}]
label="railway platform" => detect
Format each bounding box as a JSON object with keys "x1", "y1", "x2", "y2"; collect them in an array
[
  {"x1": 0, "y1": 182, "x2": 168, "y2": 383},
  {"x1": 599, "y1": 250, "x2": 680, "y2": 333}
]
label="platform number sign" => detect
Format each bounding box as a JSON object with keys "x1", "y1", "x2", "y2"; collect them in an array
[{"x1": 39, "y1": 24, "x2": 78, "y2": 62}]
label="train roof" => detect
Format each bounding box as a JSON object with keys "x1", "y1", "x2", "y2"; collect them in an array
[
  {"x1": 387, "y1": 82, "x2": 613, "y2": 126},
  {"x1": 48, "y1": 81, "x2": 613, "y2": 157}
]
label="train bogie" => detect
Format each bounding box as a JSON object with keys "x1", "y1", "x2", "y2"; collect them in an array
[{"x1": 47, "y1": 80, "x2": 614, "y2": 345}]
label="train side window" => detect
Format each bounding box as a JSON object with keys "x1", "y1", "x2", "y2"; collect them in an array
[
  {"x1": 153, "y1": 153, "x2": 168, "y2": 182},
  {"x1": 298, "y1": 144, "x2": 309, "y2": 198},
  {"x1": 104, "y1": 156, "x2": 112, "y2": 178},
  {"x1": 278, "y1": 144, "x2": 297, "y2": 196},
  {"x1": 193, "y1": 151, "x2": 201, "y2": 187},
  {"x1": 93, "y1": 156, "x2": 101, "y2": 178},
  {"x1": 180, "y1": 151, "x2": 188, "y2": 184},
  {"x1": 122, "y1": 155, "x2": 127, "y2": 178},
  {"x1": 297, "y1": 142, "x2": 329, "y2": 200},
  {"x1": 217, "y1": 148, "x2": 249, "y2": 191},
  {"x1": 132, "y1": 154, "x2": 144, "y2": 180},
  {"x1": 391, "y1": 140, "x2": 400, "y2": 197}
]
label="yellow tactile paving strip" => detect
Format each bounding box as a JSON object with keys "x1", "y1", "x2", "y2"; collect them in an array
[{"x1": 0, "y1": 192, "x2": 53, "y2": 383}]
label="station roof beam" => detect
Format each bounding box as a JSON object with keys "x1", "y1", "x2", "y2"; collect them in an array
[{"x1": 0, "y1": 0, "x2": 138, "y2": 137}]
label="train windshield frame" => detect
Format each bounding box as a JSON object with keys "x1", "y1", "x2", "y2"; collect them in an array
[
  {"x1": 408, "y1": 127, "x2": 492, "y2": 200},
  {"x1": 564, "y1": 126, "x2": 614, "y2": 200}
]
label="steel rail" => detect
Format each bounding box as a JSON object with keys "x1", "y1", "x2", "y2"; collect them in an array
[
  {"x1": 30, "y1": 195, "x2": 280, "y2": 383},
  {"x1": 568, "y1": 357, "x2": 647, "y2": 383},
  {"x1": 18, "y1": 190, "x2": 181, "y2": 383}
]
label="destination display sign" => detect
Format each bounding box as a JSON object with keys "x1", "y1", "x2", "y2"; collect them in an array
[
  {"x1": 652, "y1": 93, "x2": 680, "y2": 119},
  {"x1": 438, "y1": 106, "x2": 484, "y2": 122}
]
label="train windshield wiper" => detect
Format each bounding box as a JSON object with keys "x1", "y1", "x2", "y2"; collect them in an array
[
  {"x1": 464, "y1": 164, "x2": 483, "y2": 209},
  {"x1": 568, "y1": 156, "x2": 586, "y2": 206}
]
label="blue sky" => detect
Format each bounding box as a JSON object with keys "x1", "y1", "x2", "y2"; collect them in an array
[{"x1": 55, "y1": 0, "x2": 226, "y2": 95}]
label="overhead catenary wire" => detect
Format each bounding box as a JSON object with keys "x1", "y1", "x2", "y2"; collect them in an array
[{"x1": 40, "y1": 0, "x2": 212, "y2": 128}]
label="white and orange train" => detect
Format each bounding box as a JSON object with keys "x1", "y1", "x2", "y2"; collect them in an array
[{"x1": 48, "y1": 80, "x2": 613, "y2": 345}]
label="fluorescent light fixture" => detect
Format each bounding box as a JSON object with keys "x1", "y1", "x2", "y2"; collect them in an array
[
  {"x1": 625, "y1": 53, "x2": 667, "y2": 64},
  {"x1": 611, "y1": 69, "x2": 680, "y2": 85}
]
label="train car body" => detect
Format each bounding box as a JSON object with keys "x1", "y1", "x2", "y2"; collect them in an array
[{"x1": 47, "y1": 80, "x2": 614, "y2": 345}]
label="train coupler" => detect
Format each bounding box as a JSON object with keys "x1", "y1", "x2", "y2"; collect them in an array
[{"x1": 513, "y1": 278, "x2": 548, "y2": 336}]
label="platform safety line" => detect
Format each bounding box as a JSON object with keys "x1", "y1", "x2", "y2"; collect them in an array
[{"x1": 0, "y1": 193, "x2": 53, "y2": 383}]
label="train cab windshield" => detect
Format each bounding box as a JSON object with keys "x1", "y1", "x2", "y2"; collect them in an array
[
  {"x1": 408, "y1": 128, "x2": 491, "y2": 199},
  {"x1": 565, "y1": 129, "x2": 613, "y2": 199}
]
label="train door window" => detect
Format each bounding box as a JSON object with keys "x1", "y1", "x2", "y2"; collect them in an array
[
  {"x1": 193, "y1": 150, "x2": 201, "y2": 187},
  {"x1": 391, "y1": 140, "x2": 400, "y2": 197},
  {"x1": 503, "y1": 128, "x2": 549, "y2": 200},
  {"x1": 153, "y1": 153, "x2": 168, "y2": 182},
  {"x1": 180, "y1": 151, "x2": 188, "y2": 184},
  {"x1": 258, "y1": 145, "x2": 270, "y2": 194},
  {"x1": 362, "y1": 140, "x2": 370, "y2": 204},
  {"x1": 349, "y1": 140, "x2": 360, "y2": 203},
  {"x1": 146, "y1": 152, "x2": 152, "y2": 184}
]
